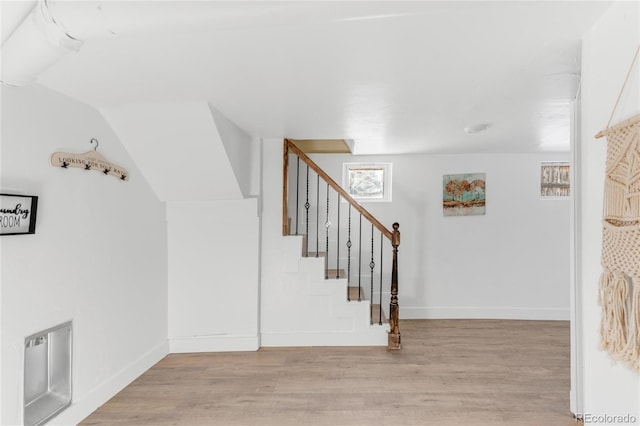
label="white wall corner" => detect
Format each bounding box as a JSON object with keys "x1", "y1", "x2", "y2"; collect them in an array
[
  {"x1": 208, "y1": 104, "x2": 254, "y2": 198},
  {"x1": 249, "y1": 137, "x2": 263, "y2": 198}
]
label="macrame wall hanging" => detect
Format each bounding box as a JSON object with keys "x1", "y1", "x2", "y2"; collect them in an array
[{"x1": 595, "y1": 45, "x2": 640, "y2": 372}]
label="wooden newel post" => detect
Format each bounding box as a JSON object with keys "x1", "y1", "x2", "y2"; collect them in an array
[{"x1": 388, "y1": 222, "x2": 401, "y2": 350}]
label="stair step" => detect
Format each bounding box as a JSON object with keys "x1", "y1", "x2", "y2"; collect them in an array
[
  {"x1": 348, "y1": 286, "x2": 366, "y2": 301},
  {"x1": 347, "y1": 287, "x2": 388, "y2": 323},
  {"x1": 326, "y1": 269, "x2": 346, "y2": 279},
  {"x1": 370, "y1": 304, "x2": 387, "y2": 324},
  {"x1": 295, "y1": 233, "x2": 328, "y2": 257},
  {"x1": 304, "y1": 251, "x2": 326, "y2": 258}
]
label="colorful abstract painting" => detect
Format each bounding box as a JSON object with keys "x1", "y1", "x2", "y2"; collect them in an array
[{"x1": 443, "y1": 173, "x2": 486, "y2": 216}]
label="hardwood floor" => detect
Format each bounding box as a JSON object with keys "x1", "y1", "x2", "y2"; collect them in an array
[{"x1": 81, "y1": 320, "x2": 574, "y2": 426}]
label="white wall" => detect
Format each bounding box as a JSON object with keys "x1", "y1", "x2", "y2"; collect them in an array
[
  {"x1": 209, "y1": 105, "x2": 254, "y2": 198},
  {"x1": 104, "y1": 101, "x2": 261, "y2": 353},
  {"x1": 101, "y1": 102, "x2": 244, "y2": 202},
  {"x1": 260, "y1": 138, "x2": 296, "y2": 339},
  {"x1": 310, "y1": 152, "x2": 571, "y2": 320},
  {"x1": 0, "y1": 85, "x2": 169, "y2": 425},
  {"x1": 167, "y1": 199, "x2": 260, "y2": 352},
  {"x1": 580, "y1": 0, "x2": 640, "y2": 419}
]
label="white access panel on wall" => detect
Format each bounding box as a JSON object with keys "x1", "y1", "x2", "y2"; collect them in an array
[{"x1": 23, "y1": 321, "x2": 72, "y2": 426}]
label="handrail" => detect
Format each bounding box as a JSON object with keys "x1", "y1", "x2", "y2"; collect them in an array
[{"x1": 284, "y1": 139, "x2": 393, "y2": 240}]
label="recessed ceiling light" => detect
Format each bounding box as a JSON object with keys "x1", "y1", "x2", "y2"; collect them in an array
[{"x1": 464, "y1": 124, "x2": 490, "y2": 134}]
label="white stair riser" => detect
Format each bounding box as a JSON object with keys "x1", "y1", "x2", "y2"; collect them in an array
[{"x1": 261, "y1": 235, "x2": 388, "y2": 347}]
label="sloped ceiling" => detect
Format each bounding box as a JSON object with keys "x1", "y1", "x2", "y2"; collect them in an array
[
  {"x1": 1, "y1": 1, "x2": 613, "y2": 154},
  {"x1": 101, "y1": 101, "x2": 245, "y2": 201}
]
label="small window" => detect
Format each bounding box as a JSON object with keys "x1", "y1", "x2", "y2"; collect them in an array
[
  {"x1": 342, "y1": 163, "x2": 392, "y2": 202},
  {"x1": 540, "y1": 162, "x2": 570, "y2": 198}
]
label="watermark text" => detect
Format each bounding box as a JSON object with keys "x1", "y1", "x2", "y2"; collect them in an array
[{"x1": 575, "y1": 413, "x2": 637, "y2": 424}]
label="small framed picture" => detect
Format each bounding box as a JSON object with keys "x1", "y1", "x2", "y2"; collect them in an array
[
  {"x1": 540, "y1": 162, "x2": 570, "y2": 198},
  {"x1": 443, "y1": 173, "x2": 486, "y2": 216},
  {"x1": 0, "y1": 194, "x2": 39, "y2": 236},
  {"x1": 343, "y1": 163, "x2": 392, "y2": 202}
]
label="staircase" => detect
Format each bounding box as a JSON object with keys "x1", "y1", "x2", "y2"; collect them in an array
[
  {"x1": 104, "y1": 112, "x2": 400, "y2": 349},
  {"x1": 260, "y1": 233, "x2": 390, "y2": 346},
  {"x1": 280, "y1": 139, "x2": 401, "y2": 349}
]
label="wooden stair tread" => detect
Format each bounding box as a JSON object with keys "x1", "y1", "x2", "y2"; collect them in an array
[
  {"x1": 348, "y1": 286, "x2": 365, "y2": 301},
  {"x1": 347, "y1": 287, "x2": 388, "y2": 323},
  {"x1": 326, "y1": 269, "x2": 346, "y2": 279},
  {"x1": 303, "y1": 251, "x2": 326, "y2": 257},
  {"x1": 370, "y1": 304, "x2": 388, "y2": 324}
]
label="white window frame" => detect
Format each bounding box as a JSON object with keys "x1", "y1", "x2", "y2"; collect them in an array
[{"x1": 342, "y1": 162, "x2": 392, "y2": 202}]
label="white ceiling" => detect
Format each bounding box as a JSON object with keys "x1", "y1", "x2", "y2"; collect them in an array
[{"x1": 1, "y1": 1, "x2": 612, "y2": 154}]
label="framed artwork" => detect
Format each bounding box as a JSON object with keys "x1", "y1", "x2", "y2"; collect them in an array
[
  {"x1": 342, "y1": 163, "x2": 392, "y2": 202},
  {"x1": 443, "y1": 173, "x2": 486, "y2": 216},
  {"x1": 540, "y1": 162, "x2": 570, "y2": 198},
  {"x1": 0, "y1": 194, "x2": 39, "y2": 235}
]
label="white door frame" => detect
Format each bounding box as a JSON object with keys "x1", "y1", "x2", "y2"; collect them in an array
[{"x1": 569, "y1": 87, "x2": 583, "y2": 417}]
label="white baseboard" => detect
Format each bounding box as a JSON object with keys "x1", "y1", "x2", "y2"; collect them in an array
[
  {"x1": 169, "y1": 334, "x2": 259, "y2": 353},
  {"x1": 49, "y1": 340, "x2": 169, "y2": 426},
  {"x1": 400, "y1": 306, "x2": 570, "y2": 321},
  {"x1": 261, "y1": 327, "x2": 389, "y2": 347}
]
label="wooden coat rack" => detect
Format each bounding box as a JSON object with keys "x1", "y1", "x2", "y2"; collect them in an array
[{"x1": 50, "y1": 139, "x2": 129, "y2": 181}]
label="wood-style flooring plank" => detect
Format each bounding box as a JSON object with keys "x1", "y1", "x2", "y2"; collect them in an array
[{"x1": 81, "y1": 319, "x2": 573, "y2": 426}]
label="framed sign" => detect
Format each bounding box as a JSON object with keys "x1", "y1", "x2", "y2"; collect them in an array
[{"x1": 0, "y1": 194, "x2": 38, "y2": 235}]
